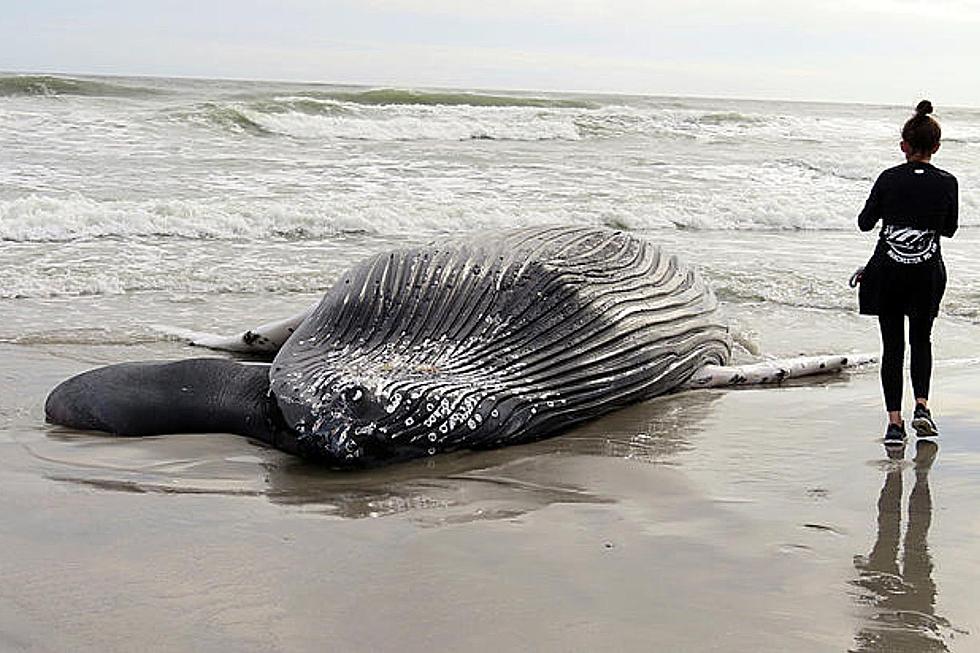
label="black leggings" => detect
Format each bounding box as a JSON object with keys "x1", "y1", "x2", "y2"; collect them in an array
[{"x1": 878, "y1": 314, "x2": 935, "y2": 413}]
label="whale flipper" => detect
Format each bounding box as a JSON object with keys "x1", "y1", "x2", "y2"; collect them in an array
[
  {"x1": 684, "y1": 353, "x2": 877, "y2": 388},
  {"x1": 154, "y1": 303, "x2": 317, "y2": 354}
]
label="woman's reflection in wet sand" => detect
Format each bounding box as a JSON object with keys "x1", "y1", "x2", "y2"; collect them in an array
[{"x1": 852, "y1": 441, "x2": 955, "y2": 652}]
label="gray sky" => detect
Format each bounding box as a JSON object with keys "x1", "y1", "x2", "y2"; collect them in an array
[{"x1": 3, "y1": 0, "x2": 979, "y2": 105}]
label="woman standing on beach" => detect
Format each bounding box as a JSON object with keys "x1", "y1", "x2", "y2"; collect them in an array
[{"x1": 858, "y1": 100, "x2": 958, "y2": 445}]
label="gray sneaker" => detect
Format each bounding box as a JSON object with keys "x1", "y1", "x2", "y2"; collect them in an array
[{"x1": 912, "y1": 404, "x2": 939, "y2": 439}]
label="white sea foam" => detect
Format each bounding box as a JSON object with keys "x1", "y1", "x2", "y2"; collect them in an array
[
  {"x1": 0, "y1": 187, "x2": 858, "y2": 244},
  {"x1": 3, "y1": 165, "x2": 976, "y2": 244},
  {"x1": 239, "y1": 106, "x2": 581, "y2": 141},
  {"x1": 0, "y1": 195, "x2": 292, "y2": 241},
  {"x1": 0, "y1": 194, "x2": 536, "y2": 242},
  {"x1": 187, "y1": 100, "x2": 898, "y2": 145}
]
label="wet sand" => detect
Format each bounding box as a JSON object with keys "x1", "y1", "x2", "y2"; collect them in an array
[{"x1": 2, "y1": 341, "x2": 978, "y2": 652}]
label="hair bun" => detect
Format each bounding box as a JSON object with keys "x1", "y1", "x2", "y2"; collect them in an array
[{"x1": 915, "y1": 99, "x2": 934, "y2": 116}]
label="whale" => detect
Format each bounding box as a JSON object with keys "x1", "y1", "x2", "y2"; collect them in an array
[{"x1": 45, "y1": 227, "x2": 870, "y2": 468}]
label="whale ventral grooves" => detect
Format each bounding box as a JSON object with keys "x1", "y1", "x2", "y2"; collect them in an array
[{"x1": 269, "y1": 226, "x2": 731, "y2": 467}]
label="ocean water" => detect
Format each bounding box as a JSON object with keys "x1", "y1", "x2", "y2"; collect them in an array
[{"x1": 2, "y1": 73, "x2": 978, "y2": 354}]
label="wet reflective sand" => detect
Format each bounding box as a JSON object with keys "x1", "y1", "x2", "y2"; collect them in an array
[{"x1": 2, "y1": 342, "x2": 978, "y2": 651}]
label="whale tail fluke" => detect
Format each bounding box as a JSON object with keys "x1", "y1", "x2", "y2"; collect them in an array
[{"x1": 684, "y1": 353, "x2": 877, "y2": 389}]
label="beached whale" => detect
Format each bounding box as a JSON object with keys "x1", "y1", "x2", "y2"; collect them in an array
[{"x1": 45, "y1": 227, "x2": 869, "y2": 467}]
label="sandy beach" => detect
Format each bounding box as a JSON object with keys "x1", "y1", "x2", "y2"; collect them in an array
[{"x1": 2, "y1": 336, "x2": 977, "y2": 652}]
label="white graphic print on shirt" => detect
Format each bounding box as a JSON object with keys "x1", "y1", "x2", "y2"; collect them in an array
[{"x1": 881, "y1": 225, "x2": 938, "y2": 264}]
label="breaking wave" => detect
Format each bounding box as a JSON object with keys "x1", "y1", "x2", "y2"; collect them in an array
[
  {"x1": 174, "y1": 98, "x2": 837, "y2": 144},
  {"x1": 0, "y1": 74, "x2": 162, "y2": 98},
  {"x1": 690, "y1": 111, "x2": 766, "y2": 126},
  {"x1": 176, "y1": 103, "x2": 274, "y2": 136},
  {"x1": 177, "y1": 99, "x2": 582, "y2": 141},
  {"x1": 298, "y1": 88, "x2": 594, "y2": 108},
  {"x1": 0, "y1": 192, "x2": 825, "y2": 243},
  {"x1": 0, "y1": 194, "x2": 368, "y2": 242}
]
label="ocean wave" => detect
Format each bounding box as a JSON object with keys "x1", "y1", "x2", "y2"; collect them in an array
[
  {"x1": 0, "y1": 193, "x2": 644, "y2": 243},
  {"x1": 773, "y1": 158, "x2": 874, "y2": 182},
  {"x1": 0, "y1": 194, "x2": 367, "y2": 242},
  {"x1": 0, "y1": 194, "x2": 574, "y2": 243},
  {"x1": 572, "y1": 108, "x2": 649, "y2": 137},
  {"x1": 0, "y1": 74, "x2": 161, "y2": 98},
  {"x1": 571, "y1": 106, "x2": 859, "y2": 143},
  {"x1": 4, "y1": 183, "x2": 975, "y2": 246},
  {"x1": 264, "y1": 96, "x2": 352, "y2": 115},
  {"x1": 249, "y1": 109, "x2": 580, "y2": 141},
  {"x1": 944, "y1": 136, "x2": 980, "y2": 146},
  {"x1": 166, "y1": 96, "x2": 907, "y2": 146},
  {"x1": 179, "y1": 100, "x2": 795, "y2": 143},
  {"x1": 300, "y1": 88, "x2": 593, "y2": 108},
  {"x1": 177, "y1": 101, "x2": 582, "y2": 141},
  {"x1": 176, "y1": 103, "x2": 274, "y2": 135},
  {"x1": 689, "y1": 111, "x2": 766, "y2": 126}
]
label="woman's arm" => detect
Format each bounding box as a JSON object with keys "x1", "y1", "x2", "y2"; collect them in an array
[
  {"x1": 941, "y1": 176, "x2": 958, "y2": 238},
  {"x1": 858, "y1": 176, "x2": 883, "y2": 232}
]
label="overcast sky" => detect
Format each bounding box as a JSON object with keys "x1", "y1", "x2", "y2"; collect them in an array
[{"x1": 3, "y1": 0, "x2": 979, "y2": 106}]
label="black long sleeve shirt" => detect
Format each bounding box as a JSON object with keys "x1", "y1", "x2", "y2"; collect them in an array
[{"x1": 858, "y1": 161, "x2": 958, "y2": 237}]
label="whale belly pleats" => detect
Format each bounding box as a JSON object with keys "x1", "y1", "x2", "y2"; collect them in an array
[{"x1": 271, "y1": 227, "x2": 731, "y2": 465}]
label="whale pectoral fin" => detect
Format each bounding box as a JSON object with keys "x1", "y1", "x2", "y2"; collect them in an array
[
  {"x1": 153, "y1": 302, "x2": 317, "y2": 354},
  {"x1": 684, "y1": 353, "x2": 877, "y2": 389}
]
